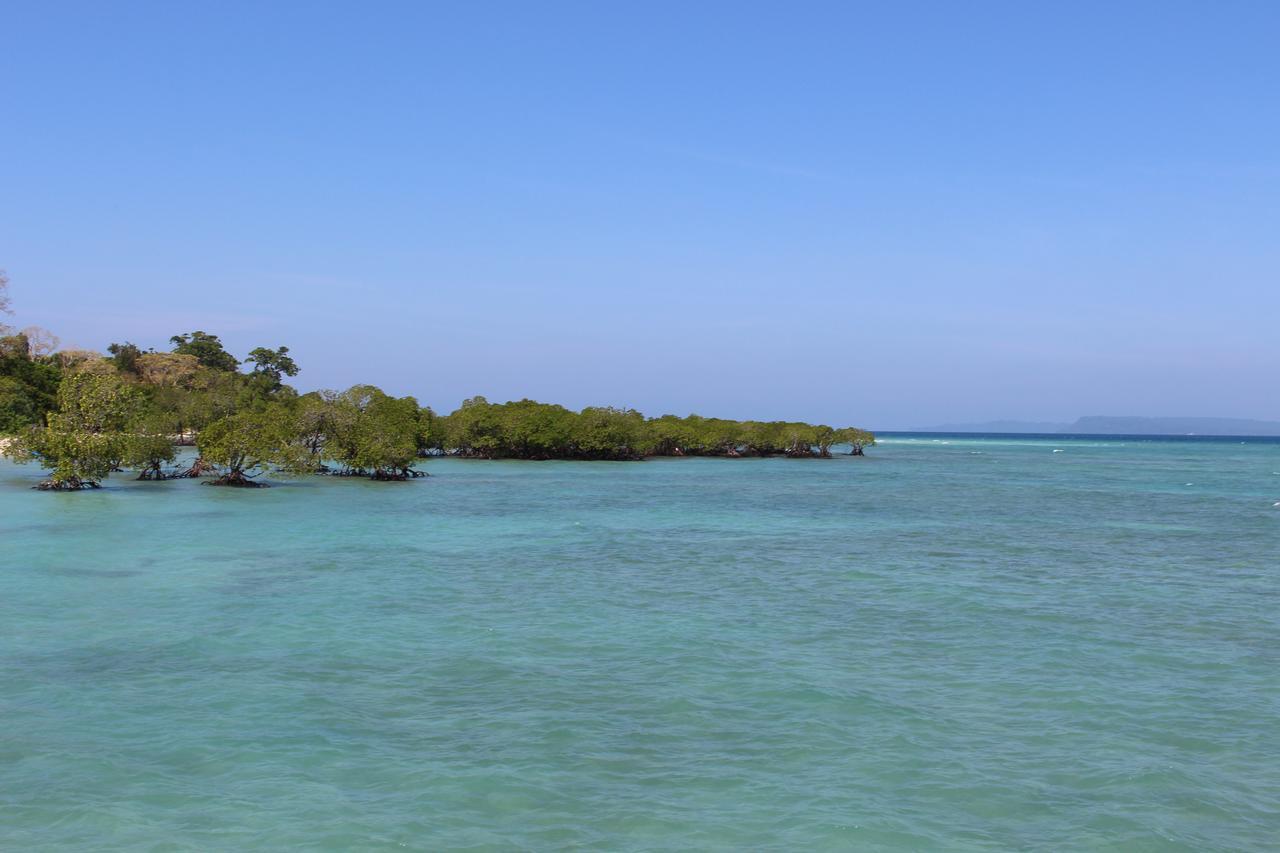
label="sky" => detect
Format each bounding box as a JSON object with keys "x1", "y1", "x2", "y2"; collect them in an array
[{"x1": 2, "y1": 1, "x2": 1278, "y2": 429}]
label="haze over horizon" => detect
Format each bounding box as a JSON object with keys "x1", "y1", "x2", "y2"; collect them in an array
[{"x1": 3, "y1": 2, "x2": 1277, "y2": 429}]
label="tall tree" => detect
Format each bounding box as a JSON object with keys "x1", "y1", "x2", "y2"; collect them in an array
[
  {"x1": 244, "y1": 346, "x2": 299, "y2": 388},
  {"x1": 327, "y1": 385, "x2": 424, "y2": 479},
  {"x1": 196, "y1": 404, "x2": 308, "y2": 487},
  {"x1": 107, "y1": 342, "x2": 145, "y2": 376},
  {"x1": 170, "y1": 331, "x2": 239, "y2": 372}
]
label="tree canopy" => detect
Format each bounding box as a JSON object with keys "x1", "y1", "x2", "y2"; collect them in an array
[
  {"x1": 170, "y1": 331, "x2": 240, "y2": 372},
  {"x1": 196, "y1": 404, "x2": 309, "y2": 487},
  {"x1": 0, "y1": 333, "x2": 62, "y2": 434},
  {"x1": 245, "y1": 346, "x2": 299, "y2": 387},
  {"x1": 4, "y1": 371, "x2": 143, "y2": 489},
  {"x1": 320, "y1": 385, "x2": 425, "y2": 479}
]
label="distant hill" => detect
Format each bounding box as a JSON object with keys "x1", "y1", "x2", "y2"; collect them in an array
[{"x1": 908, "y1": 416, "x2": 1280, "y2": 436}]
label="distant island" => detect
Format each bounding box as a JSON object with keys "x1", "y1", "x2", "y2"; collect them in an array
[
  {"x1": 909, "y1": 416, "x2": 1280, "y2": 436},
  {"x1": 0, "y1": 317, "x2": 875, "y2": 490}
]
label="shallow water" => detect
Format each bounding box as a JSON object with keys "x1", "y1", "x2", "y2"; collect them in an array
[{"x1": 2, "y1": 435, "x2": 1278, "y2": 849}]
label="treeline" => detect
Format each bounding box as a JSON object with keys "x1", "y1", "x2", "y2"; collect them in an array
[
  {"x1": 441, "y1": 398, "x2": 874, "y2": 461},
  {"x1": 1, "y1": 283, "x2": 874, "y2": 490}
]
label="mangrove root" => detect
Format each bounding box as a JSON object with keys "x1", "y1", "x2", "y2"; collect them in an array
[
  {"x1": 176, "y1": 457, "x2": 218, "y2": 478},
  {"x1": 34, "y1": 477, "x2": 100, "y2": 491},
  {"x1": 205, "y1": 470, "x2": 269, "y2": 488}
]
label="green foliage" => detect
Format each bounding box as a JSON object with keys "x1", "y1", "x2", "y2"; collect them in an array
[
  {"x1": 180, "y1": 368, "x2": 243, "y2": 429},
  {"x1": 170, "y1": 331, "x2": 240, "y2": 372},
  {"x1": 428, "y1": 400, "x2": 867, "y2": 461},
  {"x1": 667, "y1": 415, "x2": 742, "y2": 455},
  {"x1": 0, "y1": 334, "x2": 63, "y2": 433},
  {"x1": 4, "y1": 320, "x2": 877, "y2": 492},
  {"x1": 833, "y1": 427, "x2": 876, "y2": 455},
  {"x1": 575, "y1": 407, "x2": 648, "y2": 459},
  {"x1": 6, "y1": 427, "x2": 121, "y2": 488},
  {"x1": 54, "y1": 371, "x2": 145, "y2": 433},
  {"x1": 439, "y1": 397, "x2": 576, "y2": 459},
  {"x1": 0, "y1": 333, "x2": 28, "y2": 360},
  {"x1": 812, "y1": 425, "x2": 837, "y2": 457},
  {"x1": 632, "y1": 416, "x2": 868, "y2": 459},
  {"x1": 3, "y1": 371, "x2": 143, "y2": 488},
  {"x1": 443, "y1": 396, "x2": 503, "y2": 457},
  {"x1": 137, "y1": 362, "x2": 241, "y2": 441},
  {"x1": 121, "y1": 410, "x2": 179, "y2": 479},
  {"x1": 291, "y1": 386, "x2": 425, "y2": 478},
  {"x1": 107, "y1": 341, "x2": 145, "y2": 376},
  {"x1": 122, "y1": 431, "x2": 178, "y2": 479},
  {"x1": 488, "y1": 398, "x2": 577, "y2": 459},
  {"x1": 324, "y1": 385, "x2": 422, "y2": 478},
  {"x1": 416, "y1": 406, "x2": 442, "y2": 455},
  {"x1": 196, "y1": 404, "x2": 309, "y2": 482},
  {"x1": 244, "y1": 346, "x2": 299, "y2": 389},
  {"x1": 294, "y1": 391, "x2": 340, "y2": 469},
  {"x1": 0, "y1": 376, "x2": 37, "y2": 432}
]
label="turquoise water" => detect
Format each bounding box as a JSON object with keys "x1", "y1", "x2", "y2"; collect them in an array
[{"x1": 2, "y1": 435, "x2": 1278, "y2": 850}]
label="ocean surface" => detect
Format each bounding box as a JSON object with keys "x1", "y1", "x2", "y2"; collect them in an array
[{"x1": 2, "y1": 434, "x2": 1277, "y2": 850}]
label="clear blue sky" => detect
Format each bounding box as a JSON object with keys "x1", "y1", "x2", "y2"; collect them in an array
[{"x1": 3, "y1": 1, "x2": 1277, "y2": 428}]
